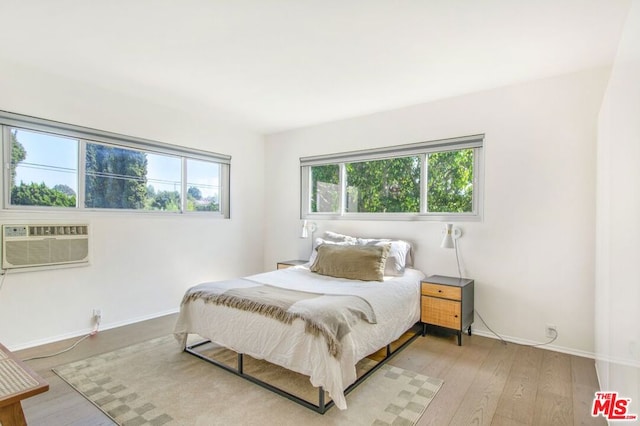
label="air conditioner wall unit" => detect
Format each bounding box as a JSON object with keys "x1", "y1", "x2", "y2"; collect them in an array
[{"x1": 2, "y1": 224, "x2": 90, "y2": 270}]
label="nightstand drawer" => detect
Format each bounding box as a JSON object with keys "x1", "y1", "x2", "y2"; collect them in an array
[
  {"x1": 421, "y1": 282, "x2": 461, "y2": 300},
  {"x1": 422, "y1": 297, "x2": 461, "y2": 329}
]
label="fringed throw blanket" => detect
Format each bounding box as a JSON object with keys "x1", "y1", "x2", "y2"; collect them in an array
[{"x1": 181, "y1": 280, "x2": 377, "y2": 358}]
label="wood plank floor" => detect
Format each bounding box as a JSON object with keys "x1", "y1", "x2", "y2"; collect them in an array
[{"x1": 14, "y1": 314, "x2": 604, "y2": 425}]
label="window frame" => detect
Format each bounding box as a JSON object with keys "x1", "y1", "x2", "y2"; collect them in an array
[
  {"x1": 300, "y1": 134, "x2": 484, "y2": 221},
  {"x1": 1, "y1": 110, "x2": 231, "y2": 217}
]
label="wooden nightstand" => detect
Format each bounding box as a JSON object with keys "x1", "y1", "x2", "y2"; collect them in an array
[
  {"x1": 276, "y1": 259, "x2": 308, "y2": 270},
  {"x1": 421, "y1": 275, "x2": 474, "y2": 346},
  {"x1": 0, "y1": 342, "x2": 49, "y2": 425}
]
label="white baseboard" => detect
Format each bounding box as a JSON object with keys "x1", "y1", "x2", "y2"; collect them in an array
[
  {"x1": 471, "y1": 329, "x2": 597, "y2": 359},
  {"x1": 9, "y1": 307, "x2": 180, "y2": 352}
]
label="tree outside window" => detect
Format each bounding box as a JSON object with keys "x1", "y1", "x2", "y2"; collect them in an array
[
  {"x1": 304, "y1": 146, "x2": 478, "y2": 218},
  {"x1": 7, "y1": 124, "x2": 226, "y2": 214}
]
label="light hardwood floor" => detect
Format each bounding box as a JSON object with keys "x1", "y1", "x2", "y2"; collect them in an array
[{"x1": 14, "y1": 314, "x2": 604, "y2": 425}]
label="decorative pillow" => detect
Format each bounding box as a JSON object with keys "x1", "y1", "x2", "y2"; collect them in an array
[
  {"x1": 310, "y1": 244, "x2": 391, "y2": 282},
  {"x1": 357, "y1": 238, "x2": 412, "y2": 276},
  {"x1": 308, "y1": 237, "x2": 354, "y2": 265}
]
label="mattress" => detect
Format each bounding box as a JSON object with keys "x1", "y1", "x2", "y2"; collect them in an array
[{"x1": 173, "y1": 265, "x2": 424, "y2": 409}]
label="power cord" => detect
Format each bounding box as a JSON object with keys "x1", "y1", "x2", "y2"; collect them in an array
[
  {"x1": 22, "y1": 334, "x2": 92, "y2": 361},
  {"x1": 524, "y1": 329, "x2": 558, "y2": 347},
  {"x1": 453, "y1": 238, "x2": 559, "y2": 348},
  {"x1": 0, "y1": 269, "x2": 8, "y2": 294},
  {"x1": 474, "y1": 309, "x2": 559, "y2": 347},
  {"x1": 475, "y1": 309, "x2": 508, "y2": 345},
  {"x1": 454, "y1": 239, "x2": 463, "y2": 280},
  {"x1": 22, "y1": 313, "x2": 101, "y2": 362}
]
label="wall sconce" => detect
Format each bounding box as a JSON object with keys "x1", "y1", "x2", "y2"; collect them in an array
[
  {"x1": 300, "y1": 220, "x2": 317, "y2": 239},
  {"x1": 440, "y1": 223, "x2": 462, "y2": 249}
]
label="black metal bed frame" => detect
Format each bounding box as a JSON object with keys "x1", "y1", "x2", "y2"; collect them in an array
[{"x1": 184, "y1": 329, "x2": 420, "y2": 414}]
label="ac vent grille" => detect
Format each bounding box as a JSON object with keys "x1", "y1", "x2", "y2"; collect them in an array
[
  {"x1": 2, "y1": 224, "x2": 90, "y2": 270},
  {"x1": 28, "y1": 225, "x2": 88, "y2": 237}
]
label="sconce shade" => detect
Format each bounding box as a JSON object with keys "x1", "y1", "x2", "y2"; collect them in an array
[
  {"x1": 300, "y1": 220, "x2": 316, "y2": 239},
  {"x1": 441, "y1": 223, "x2": 461, "y2": 249}
]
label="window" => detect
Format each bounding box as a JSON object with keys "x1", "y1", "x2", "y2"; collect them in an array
[
  {"x1": 311, "y1": 164, "x2": 340, "y2": 213},
  {"x1": 2, "y1": 111, "x2": 231, "y2": 217},
  {"x1": 185, "y1": 158, "x2": 222, "y2": 212},
  {"x1": 427, "y1": 149, "x2": 474, "y2": 213},
  {"x1": 301, "y1": 135, "x2": 484, "y2": 220},
  {"x1": 144, "y1": 152, "x2": 183, "y2": 211},
  {"x1": 10, "y1": 128, "x2": 78, "y2": 207}
]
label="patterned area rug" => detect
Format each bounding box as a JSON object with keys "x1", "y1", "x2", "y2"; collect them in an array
[{"x1": 53, "y1": 335, "x2": 442, "y2": 426}]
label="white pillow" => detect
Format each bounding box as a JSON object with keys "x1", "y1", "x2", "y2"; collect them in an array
[
  {"x1": 323, "y1": 231, "x2": 358, "y2": 244},
  {"x1": 357, "y1": 238, "x2": 412, "y2": 276}
]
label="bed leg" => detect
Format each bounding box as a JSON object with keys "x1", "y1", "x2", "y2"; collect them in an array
[
  {"x1": 238, "y1": 353, "x2": 243, "y2": 374},
  {"x1": 386, "y1": 344, "x2": 391, "y2": 357},
  {"x1": 318, "y1": 387, "x2": 325, "y2": 413}
]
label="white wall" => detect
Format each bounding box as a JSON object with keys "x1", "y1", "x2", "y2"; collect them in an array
[
  {"x1": 596, "y1": 0, "x2": 640, "y2": 407},
  {"x1": 265, "y1": 68, "x2": 609, "y2": 356},
  {"x1": 0, "y1": 61, "x2": 265, "y2": 350}
]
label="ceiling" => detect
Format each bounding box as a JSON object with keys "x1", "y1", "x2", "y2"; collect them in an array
[{"x1": 0, "y1": 0, "x2": 631, "y2": 134}]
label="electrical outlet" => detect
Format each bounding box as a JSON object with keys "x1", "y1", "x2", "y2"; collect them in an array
[
  {"x1": 545, "y1": 324, "x2": 557, "y2": 338},
  {"x1": 92, "y1": 308, "x2": 102, "y2": 321}
]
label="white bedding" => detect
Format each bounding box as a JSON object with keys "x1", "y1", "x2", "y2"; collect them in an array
[{"x1": 173, "y1": 265, "x2": 424, "y2": 410}]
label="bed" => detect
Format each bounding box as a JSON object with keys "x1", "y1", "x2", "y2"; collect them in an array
[{"x1": 174, "y1": 234, "x2": 423, "y2": 412}]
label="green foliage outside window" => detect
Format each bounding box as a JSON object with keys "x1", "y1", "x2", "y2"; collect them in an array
[
  {"x1": 10, "y1": 130, "x2": 76, "y2": 207},
  {"x1": 85, "y1": 144, "x2": 148, "y2": 209},
  {"x1": 346, "y1": 157, "x2": 420, "y2": 213},
  {"x1": 189, "y1": 197, "x2": 219, "y2": 212},
  {"x1": 185, "y1": 186, "x2": 219, "y2": 212},
  {"x1": 149, "y1": 190, "x2": 180, "y2": 211},
  {"x1": 188, "y1": 186, "x2": 202, "y2": 200},
  {"x1": 11, "y1": 182, "x2": 76, "y2": 207},
  {"x1": 10, "y1": 137, "x2": 221, "y2": 211},
  {"x1": 427, "y1": 149, "x2": 473, "y2": 212},
  {"x1": 311, "y1": 164, "x2": 339, "y2": 212},
  {"x1": 10, "y1": 130, "x2": 26, "y2": 182},
  {"x1": 308, "y1": 148, "x2": 474, "y2": 215}
]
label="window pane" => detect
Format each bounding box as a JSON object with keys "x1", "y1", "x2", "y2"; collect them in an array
[
  {"x1": 186, "y1": 159, "x2": 220, "y2": 212},
  {"x1": 345, "y1": 157, "x2": 420, "y2": 213},
  {"x1": 427, "y1": 149, "x2": 474, "y2": 213},
  {"x1": 145, "y1": 153, "x2": 182, "y2": 211},
  {"x1": 85, "y1": 144, "x2": 183, "y2": 211},
  {"x1": 311, "y1": 165, "x2": 339, "y2": 213},
  {"x1": 85, "y1": 143, "x2": 148, "y2": 209},
  {"x1": 10, "y1": 128, "x2": 78, "y2": 207}
]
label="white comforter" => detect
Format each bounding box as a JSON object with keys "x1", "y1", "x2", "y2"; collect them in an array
[{"x1": 173, "y1": 265, "x2": 424, "y2": 409}]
